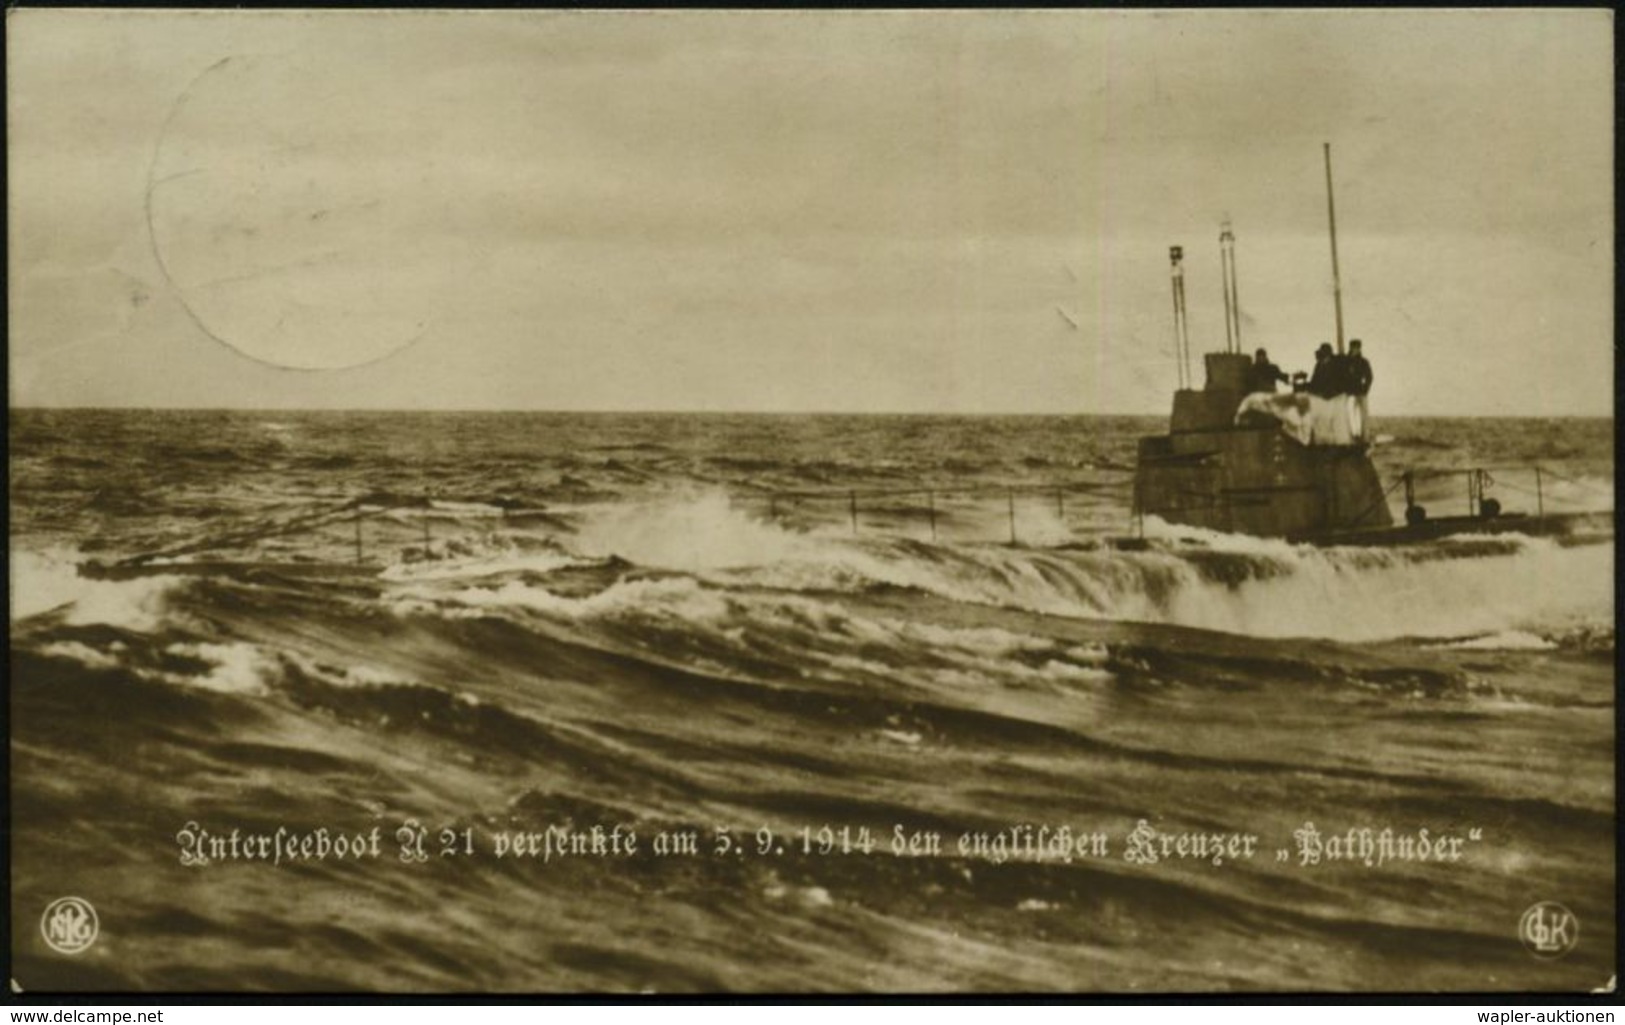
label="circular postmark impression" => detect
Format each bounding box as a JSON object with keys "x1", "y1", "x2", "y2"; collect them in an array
[
  {"x1": 40, "y1": 897, "x2": 99, "y2": 955},
  {"x1": 1519, "y1": 901, "x2": 1578, "y2": 959},
  {"x1": 147, "y1": 54, "x2": 440, "y2": 371}
]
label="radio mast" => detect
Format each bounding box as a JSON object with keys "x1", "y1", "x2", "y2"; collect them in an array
[
  {"x1": 1220, "y1": 220, "x2": 1241, "y2": 354},
  {"x1": 1169, "y1": 245, "x2": 1191, "y2": 388},
  {"x1": 1324, "y1": 142, "x2": 1347, "y2": 355}
]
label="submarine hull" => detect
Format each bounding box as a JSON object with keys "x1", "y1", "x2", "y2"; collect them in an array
[
  {"x1": 1135, "y1": 425, "x2": 1393, "y2": 538},
  {"x1": 1133, "y1": 354, "x2": 1394, "y2": 539}
]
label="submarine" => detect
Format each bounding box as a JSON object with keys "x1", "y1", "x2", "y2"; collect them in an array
[{"x1": 1129, "y1": 145, "x2": 1606, "y2": 547}]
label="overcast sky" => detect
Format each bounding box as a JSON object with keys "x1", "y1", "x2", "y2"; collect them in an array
[{"x1": 8, "y1": 9, "x2": 1613, "y2": 415}]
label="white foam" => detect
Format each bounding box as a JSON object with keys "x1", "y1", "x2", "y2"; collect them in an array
[
  {"x1": 798, "y1": 886, "x2": 834, "y2": 908},
  {"x1": 1429, "y1": 630, "x2": 1559, "y2": 651},
  {"x1": 442, "y1": 574, "x2": 734, "y2": 625},
  {"x1": 334, "y1": 663, "x2": 406, "y2": 686},
  {"x1": 379, "y1": 541, "x2": 580, "y2": 583},
  {"x1": 1009, "y1": 503, "x2": 1075, "y2": 548},
  {"x1": 1158, "y1": 537, "x2": 1613, "y2": 642},
  {"x1": 716, "y1": 529, "x2": 1613, "y2": 644},
  {"x1": 1138, "y1": 515, "x2": 1303, "y2": 556},
  {"x1": 38, "y1": 640, "x2": 122, "y2": 670},
  {"x1": 402, "y1": 491, "x2": 1611, "y2": 648},
  {"x1": 161, "y1": 641, "x2": 277, "y2": 695},
  {"x1": 11, "y1": 547, "x2": 91, "y2": 619},
  {"x1": 570, "y1": 489, "x2": 818, "y2": 571},
  {"x1": 11, "y1": 547, "x2": 187, "y2": 631}
]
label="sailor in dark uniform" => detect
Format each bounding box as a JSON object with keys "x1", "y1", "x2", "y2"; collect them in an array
[
  {"x1": 1248, "y1": 348, "x2": 1289, "y2": 394},
  {"x1": 1307, "y1": 343, "x2": 1340, "y2": 398},
  {"x1": 1346, "y1": 339, "x2": 1373, "y2": 396},
  {"x1": 1347, "y1": 339, "x2": 1374, "y2": 437}
]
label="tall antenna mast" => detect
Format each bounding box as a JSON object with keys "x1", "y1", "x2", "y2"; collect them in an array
[
  {"x1": 1219, "y1": 224, "x2": 1235, "y2": 354},
  {"x1": 1220, "y1": 220, "x2": 1242, "y2": 354},
  {"x1": 1324, "y1": 142, "x2": 1346, "y2": 355},
  {"x1": 1169, "y1": 245, "x2": 1191, "y2": 389}
]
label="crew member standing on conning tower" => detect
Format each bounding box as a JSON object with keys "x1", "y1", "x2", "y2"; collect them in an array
[
  {"x1": 1346, "y1": 338, "x2": 1374, "y2": 438},
  {"x1": 1307, "y1": 343, "x2": 1339, "y2": 398},
  {"x1": 1248, "y1": 348, "x2": 1288, "y2": 394}
]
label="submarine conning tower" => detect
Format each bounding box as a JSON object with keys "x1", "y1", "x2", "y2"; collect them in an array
[
  {"x1": 1130, "y1": 171, "x2": 1394, "y2": 541},
  {"x1": 1132, "y1": 147, "x2": 1394, "y2": 539},
  {"x1": 1135, "y1": 349, "x2": 1393, "y2": 538}
]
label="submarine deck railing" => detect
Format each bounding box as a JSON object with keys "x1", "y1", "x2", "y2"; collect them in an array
[
  {"x1": 1119, "y1": 464, "x2": 1610, "y2": 540},
  {"x1": 746, "y1": 478, "x2": 1138, "y2": 545},
  {"x1": 85, "y1": 464, "x2": 1610, "y2": 575},
  {"x1": 89, "y1": 493, "x2": 486, "y2": 573},
  {"x1": 1399, "y1": 465, "x2": 1611, "y2": 521},
  {"x1": 750, "y1": 464, "x2": 1608, "y2": 543}
]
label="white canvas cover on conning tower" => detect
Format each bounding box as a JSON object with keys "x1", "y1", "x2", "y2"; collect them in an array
[{"x1": 1234, "y1": 392, "x2": 1363, "y2": 446}]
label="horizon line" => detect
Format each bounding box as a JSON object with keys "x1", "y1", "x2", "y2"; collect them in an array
[{"x1": 8, "y1": 405, "x2": 1615, "y2": 420}]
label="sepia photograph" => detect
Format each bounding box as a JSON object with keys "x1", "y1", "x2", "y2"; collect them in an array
[{"x1": 7, "y1": 8, "x2": 1615, "y2": 996}]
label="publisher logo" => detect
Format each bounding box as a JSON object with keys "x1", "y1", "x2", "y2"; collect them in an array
[
  {"x1": 1519, "y1": 902, "x2": 1578, "y2": 959},
  {"x1": 40, "y1": 897, "x2": 98, "y2": 955}
]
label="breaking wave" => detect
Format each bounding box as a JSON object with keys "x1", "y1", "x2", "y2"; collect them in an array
[{"x1": 507, "y1": 493, "x2": 1610, "y2": 644}]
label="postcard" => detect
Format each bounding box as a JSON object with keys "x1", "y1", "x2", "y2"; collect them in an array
[{"x1": 8, "y1": 8, "x2": 1614, "y2": 996}]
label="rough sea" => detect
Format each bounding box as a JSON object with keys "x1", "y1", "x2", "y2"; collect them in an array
[{"x1": 8, "y1": 410, "x2": 1616, "y2": 993}]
